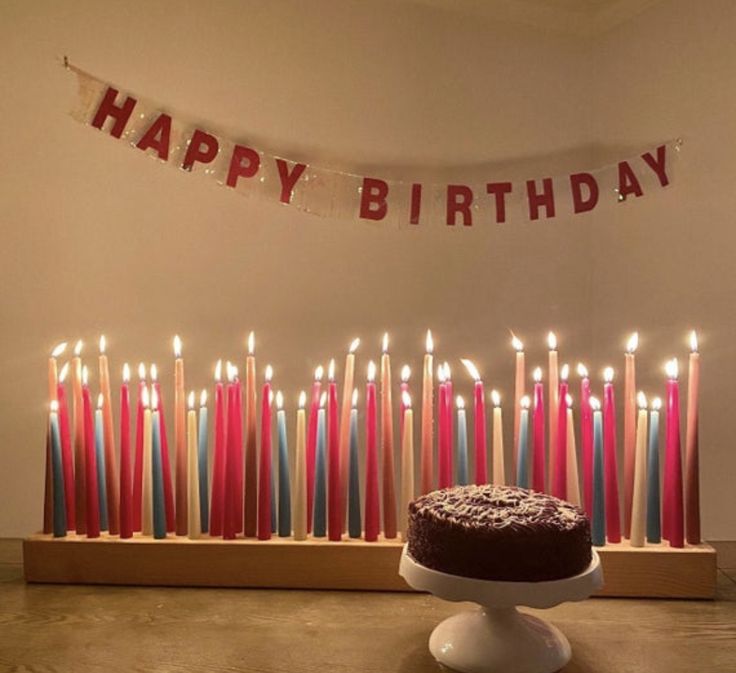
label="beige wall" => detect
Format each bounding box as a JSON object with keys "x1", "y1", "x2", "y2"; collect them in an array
[{"x1": 0, "y1": 0, "x2": 732, "y2": 538}]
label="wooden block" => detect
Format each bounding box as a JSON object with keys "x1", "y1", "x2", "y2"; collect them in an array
[{"x1": 22, "y1": 534, "x2": 717, "y2": 598}]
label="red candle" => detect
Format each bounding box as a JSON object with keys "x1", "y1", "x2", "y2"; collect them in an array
[
  {"x1": 234, "y1": 372, "x2": 245, "y2": 535},
  {"x1": 57, "y1": 364, "x2": 76, "y2": 530},
  {"x1": 461, "y1": 359, "x2": 487, "y2": 485},
  {"x1": 532, "y1": 367, "x2": 545, "y2": 493},
  {"x1": 223, "y1": 367, "x2": 239, "y2": 539},
  {"x1": 685, "y1": 332, "x2": 700, "y2": 545},
  {"x1": 244, "y1": 332, "x2": 257, "y2": 537},
  {"x1": 664, "y1": 358, "x2": 684, "y2": 548},
  {"x1": 577, "y1": 364, "x2": 593, "y2": 515},
  {"x1": 209, "y1": 361, "x2": 227, "y2": 536},
  {"x1": 82, "y1": 372, "x2": 100, "y2": 538},
  {"x1": 327, "y1": 360, "x2": 341, "y2": 541},
  {"x1": 603, "y1": 367, "x2": 622, "y2": 543},
  {"x1": 512, "y1": 336, "x2": 525, "y2": 483},
  {"x1": 399, "y1": 365, "x2": 411, "y2": 444},
  {"x1": 133, "y1": 363, "x2": 146, "y2": 532},
  {"x1": 437, "y1": 364, "x2": 449, "y2": 488},
  {"x1": 151, "y1": 365, "x2": 176, "y2": 533},
  {"x1": 119, "y1": 363, "x2": 133, "y2": 539},
  {"x1": 257, "y1": 365, "x2": 273, "y2": 540},
  {"x1": 306, "y1": 366, "x2": 323, "y2": 534},
  {"x1": 365, "y1": 361, "x2": 379, "y2": 541},
  {"x1": 552, "y1": 365, "x2": 569, "y2": 499}
]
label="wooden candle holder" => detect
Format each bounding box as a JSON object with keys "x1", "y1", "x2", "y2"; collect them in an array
[{"x1": 23, "y1": 533, "x2": 716, "y2": 598}]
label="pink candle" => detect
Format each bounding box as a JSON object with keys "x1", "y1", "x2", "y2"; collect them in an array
[
  {"x1": 234, "y1": 373, "x2": 245, "y2": 535},
  {"x1": 512, "y1": 336, "x2": 525, "y2": 488},
  {"x1": 151, "y1": 365, "x2": 176, "y2": 533},
  {"x1": 257, "y1": 365, "x2": 273, "y2": 540},
  {"x1": 399, "y1": 365, "x2": 411, "y2": 447},
  {"x1": 623, "y1": 332, "x2": 638, "y2": 540},
  {"x1": 244, "y1": 333, "x2": 258, "y2": 537},
  {"x1": 664, "y1": 358, "x2": 684, "y2": 548},
  {"x1": 82, "y1": 374, "x2": 100, "y2": 538},
  {"x1": 420, "y1": 331, "x2": 434, "y2": 494},
  {"x1": 119, "y1": 364, "x2": 133, "y2": 539},
  {"x1": 365, "y1": 361, "x2": 379, "y2": 541},
  {"x1": 209, "y1": 361, "x2": 227, "y2": 536},
  {"x1": 224, "y1": 368, "x2": 239, "y2": 539},
  {"x1": 552, "y1": 365, "x2": 569, "y2": 499},
  {"x1": 462, "y1": 359, "x2": 487, "y2": 485},
  {"x1": 437, "y1": 364, "x2": 450, "y2": 488},
  {"x1": 577, "y1": 364, "x2": 593, "y2": 515},
  {"x1": 133, "y1": 363, "x2": 146, "y2": 532},
  {"x1": 547, "y1": 333, "x2": 559, "y2": 486},
  {"x1": 685, "y1": 332, "x2": 700, "y2": 545},
  {"x1": 444, "y1": 363, "x2": 454, "y2": 488},
  {"x1": 603, "y1": 367, "x2": 622, "y2": 543},
  {"x1": 327, "y1": 360, "x2": 341, "y2": 541},
  {"x1": 532, "y1": 368, "x2": 545, "y2": 493},
  {"x1": 306, "y1": 366, "x2": 323, "y2": 534},
  {"x1": 56, "y1": 364, "x2": 76, "y2": 530}
]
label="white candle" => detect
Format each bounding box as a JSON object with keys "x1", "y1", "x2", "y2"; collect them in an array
[
  {"x1": 565, "y1": 395, "x2": 581, "y2": 506},
  {"x1": 630, "y1": 392, "x2": 649, "y2": 547},
  {"x1": 491, "y1": 390, "x2": 505, "y2": 485},
  {"x1": 141, "y1": 386, "x2": 153, "y2": 536},
  {"x1": 400, "y1": 392, "x2": 414, "y2": 539}
]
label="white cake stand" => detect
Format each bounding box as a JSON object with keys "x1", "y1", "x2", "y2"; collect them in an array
[{"x1": 399, "y1": 545, "x2": 603, "y2": 673}]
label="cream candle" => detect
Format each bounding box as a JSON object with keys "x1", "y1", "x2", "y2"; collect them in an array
[
  {"x1": 547, "y1": 332, "x2": 559, "y2": 484},
  {"x1": 565, "y1": 395, "x2": 581, "y2": 506},
  {"x1": 71, "y1": 340, "x2": 87, "y2": 535},
  {"x1": 461, "y1": 359, "x2": 487, "y2": 485},
  {"x1": 293, "y1": 391, "x2": 308, "y2": 541},
  {"x1": 141, "y1": 386, "x2": 153, "y2": 536},
  {"x1": 491, "y1": 391, "x2": 505, "y2": 485},
  {"x1": 623, "y1": 332, "x2": 638, "y2": 540},
  {"x1": 98, "y1": 336, "x2": 119, "y2": 535},
  {"x1": 187, "y1": 392, "x2": 200, "y2": 539},
  {"x1": 630, "y1": 392, "x2": 648, "y2": 547},
  {"x1": 173, "y1": 335, "x2": 187, "y2": 535},
  {"x1": 512, "y1": 335, "x2": 525, "y2": 482},
  {"x1": 244, "y1": 331, "x2": 257, "y2": 537},
  {"x1": 339, "y1": 338, "x2": 360, "y2": 533},
  {"x1": 380, "y1": 334, "x2": 397, "y2": 539},
  {"x1": 399, "y1": 392, "x2": 414, "y2": 539},
  {"x1": 420, "y1": 330, "x2": 434, "y2": 494},
  {"x1": 685, "y1": 331, "x2": 701, "y2": 544}
]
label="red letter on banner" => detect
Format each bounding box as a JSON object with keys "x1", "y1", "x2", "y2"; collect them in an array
[
  {"x1": 447, "y1": 185, "x2": 473, "y2": 226},
  {"x1": 91, "y1": 86, "x2": 137, "y2": 138},
  {"x1": 359, "y1": 178, "x2": 388, "y2": 220},
  {"x1": 275, "y1": 159, "x2": 307, "y2": 204},
  {"x1": 136, "y1": 114, "x2": 172, "y2": 160},
  {"x1": 569, "y1": 173, "x2": 599, "y2": 214},
  {"x1": 226, "y1": 145, "x2": 260, "y2": 188},
  {"x1": 182, "y1": 130, "x2": 219, "y2": 171},
  {"x1": 617, "y1": 161, "x2": 643, "y2": 200},
  {"x1": 410, "y1": 184, "x2": 422, "y2": 225},
  {"x1": 486, "y1": 182, "x2": 513, "y2": 223},
  {"x1": 641, "y1": 144, "x2": 669, "y2": 187},
  {"x1": 526, "y1": 178, "x2": 555, "y2": 220}
]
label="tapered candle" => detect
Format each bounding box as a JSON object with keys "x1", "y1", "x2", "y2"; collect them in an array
[
  {"x1": 275, "y1": 391, "x2": 291, "y2": 537},
  {"x1": 71, "y1": 340, "x2": 87, "y2": 534},
  {"x1": 591, "y1": 397, "x2": 606, "y2": 546},
  {"x1": 664, "y1": 358, "x2": 684, "y2": 548},
  {"x1": 512, "y1": 335, "x2": 525, "y2": 483},
  {"x1": 82, "y1": 380, "x2": 100, "y2": 537},
  {"x1": 339, "y1": 339, "x2": 360, "y2": 532},
  {"x1": 647, "y1": 398, "x2": 662, "y2": 543},
  {"x1": 457, "y1": 396, "x2": 469, "y2": 486},
  {"x1": 187, "y1": 392, "x2": 200, "y2": 539},
  {"x1": 98, "y1": 336, "x2": 119, "y2": 535},
  {"x1": 577, "y1": 363, "x2": 593, "y2": 515},
  {"x1": 348, "y1": 389, "x2": 361, "y2": 539},
  {"x1": 420, "y1": 330, "x2": 434, "y2": 494},
  {"x1": 141, "y1": 386, "x2": 153, "y2": 536},
  {"x1": 381, "y1": 334, "x2": 397, "y2": 538},
  {"x1": 44, "y1": 343, "x2": 66, "y2": 535},
  {"x1": 151, "y1": 364, "x2": 175, "y2": 532},
  {"x1": 630, "y1": 392, "x2": 648, "y2": 547},
  {"x1": 552, "y1": 365, "x2": 569, "y2": 499},
  {"x1": 623, "y1": 332, "x2": 638, "y2": 540},
  {"x1": 461, "y1": 359, "x2": 487, "y2": 485},
  {"x1": 258, "y1": 365, "x2": 274, "y2": 540},
  {"x1": 133, "y1": 363, "x2": 146, "y2": 532},
  {"x1": 94, "y1": 393, "x2": 108, "y2": 532},
  {"x1": 565, "y1": 395, "x2": 581, "y2": 506},
  {"x1": 491, "y1": 391, "x2": 505, "y2": 485},
  {"x1": 437, "y1": 364, "x2": 450, "y2": 488},
  {"x1": 547, "y1": 332, "x2": 559, "y2": 485},
  {"x1": 603, "y1": 367, "x2": 621, "y2": 543},
  {"x1": 532, "y1": 367, "x2": 545, "y2": 493},
  {"x1": 210, "y1": 361, "x2": 227, "y2": 536},
  {"x1": 197, "y1": 390, "x2": 209, "y2": 534},
  {"x1": 313, "y1": 393, "x2": 327, "y2": 537},
  {"x1": 685, "y1": 332, "x2": 701, "y2": 544},
  {"x1": 151, "y1": 388, "x2": 166, "y2": 539},
  {"x1": 365, "y1": 361, "x2": 380, "y2": 542},
  {"x1": 399, "y1": 391, "x2": 414, "y2": 538},
  {"x1": 48, "y1": 342, "x2": 66, "y2": 402},
  {"x1": 119, "y1": 364, "x2": 133, "y2": 539},
  {"x1": 173, "y1": 335, "x2": 187, "y2": 535},
  {"x1": 443, "y1": 362, "x2": 454, "y2": 488},
  {"x1": 223, "y1": 364, "x2": 239, "y2": 539},
  {"x1": 516, "y1": 396, "x2": 530, "y2": 488},
  {"x1": 244, "y1": 332, "x2": 258, "y2": 537},
  {"x1": 400, "y1": 365, "x2": 411, "y2": 446},
  {"x1": 49, "y1": 401, "x2": 67, "y2": 537},
  {"x1": 56, "y1": 362, "x2": 75, "y2": 530},
  {"x1": 306, "y1": 366, "x2": 323, "y2": 534},
  {"x1": 294, "y1": 392, "x2": 308, "y2": 541},
  {"x1": 327, "y1": 359, "x2": 341, "y2": 541}
]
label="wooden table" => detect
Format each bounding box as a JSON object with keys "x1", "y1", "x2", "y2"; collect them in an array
[{"x1": 2, "y1": 540, "x2": 735, "y2": 672}]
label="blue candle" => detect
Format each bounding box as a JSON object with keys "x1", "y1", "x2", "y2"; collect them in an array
[
  {"x1": 592, "y1": 400, "x2": 606, "y2": 546},
  {"x1": 152, "y1": 408, "x2": 167, "y2": 539},
  {"x1": 647, "y1": 399, "x2": 662, "y2": 543},
  {"x1": 50, "y1": 404, "x2": 67, "y2": 537},
  {"x1": 94, "y1": 402, "x2": 109, "y2": 531},
  {"x1": 348, "y1": 394, "x2": 361, "y2": 538},
  {"x1": 276, "y1": 393, "x2": 292, "y2": 537},
  {"x1": 198, "y1": 393, "x2": 209, "y2": 534},
  {"x1": 456, "y1": 397, "x2": 469, "y2": 486},
  {"x1": 516, "y1": 398, "x2": 530, "y2": 488},
  {"x1": 271, "y1": 461, "x2": 278, "y2": 534},
  {"x1": 313, "y1": 399, "x2": 327, "y2": 537}
]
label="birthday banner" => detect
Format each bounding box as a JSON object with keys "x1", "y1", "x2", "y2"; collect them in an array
[{"x1": 68, "y1": 64, "x2": 681, "y2": 228}]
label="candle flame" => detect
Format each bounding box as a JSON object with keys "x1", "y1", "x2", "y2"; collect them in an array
[
  {"x1": 665, "y1": 358, "x2": 679, "y2": 379},
  {"x1": 402, "y1": 391, "x2": 411, "y2": 408},
  {"x1": 51, "y1": 342, "x2": 67, "y2": 358},
  {"x1": 82, "y1": 365, "x2": 89, "y2": 386},
  {"x1": 456, "y1": 395, "x2": 465, "y2": 410},
  {"x1": 491, "y1": 390, "x2": 501, "y2": 407},
  {"x1": 50, "y1": 400, "x2": 59, "y2": 413},
  {"x1": 150, "y1": 364, "x2": 158, "y2": 382},
  {"x1": 533, "y1": 367, "x2": 543, "y2": 383},
  {"x1": 122, "y1": 363, "x2": 130, "y2": 382},
  {"x1": 437, "y1": 363, "x2": 446, "y2": 383},
  {"x1": 566, "y1": 393, "x2": 573, "y2": 407},
  {"x1": 319, "y1": 391, "x2": 327, "y2": 408},
  {"x1": 173, "y1": 335, "x2": 182, "y2": 358},
  {"x1": 425, "y1": 329, "x2": 433, "y2": 354},
  {"x1": 232, "y1": 364, "x2": 239, "y2": 379},
  {"x1": 314, "y1": 365, "x2": 324, "y2": 381},
  {"x1": 401, "y1": 365, "x2": 411, "y2": 382},
  {"x1": 275, "y1": 391, "x2": 284, "y2": 410},
  {"x1": 188, "y1": 391, "x2": 195, "y2": 410},
  {"x1": 247, "y1": 331, "x2": 255, "y2": 355},
  {"x1": 511, "y1": 334, "x2": 524, "y2": 352},
  {"x1": 382, "y1": 332, "x2": 389, "y2": 353},
  {"x1": 637, "y1": 391, "x2": 647, "y2": 409},
  {"x1": 352, "y1": 388, "x2": 359, "y2": 407},
  {"x1": 142, "y1": 386, "x2": 150, "y2": 408},
  {"x1": 215, "y1": 359, "x2": 222, "y2": 382},
  {"x1": 690, "y1": 330, "x2": 698, "y2": 353},
  {"x1": 460, "y1": 359, "x2": 481, "y2": 382},
  {"x1": 547, "y1": 331, "x2": 557, "y2": 350},
  {"x1": 560, "y1": 363, "x2": 569, "y2": 381},
  {"x1": 367, "y1": 360, "x2": 377, "y2": 382},
  {"x1": 443, "y1": 361, "x2": 451, "y2": 379},
  {"x1": 151, "y1": 386, "x2": 159, "y2": 411},
  {"x1": 577, "y1": 362, "x2": 588, "y2": 378},
  {"x1": 603, "y1": 366, "x2": 614, "y2": 383},
  {"x1": 74, "y1": 340, "x2": 83, "y2": 356},
  {"x1": 200, "y1": 389, "x2": 207, "y2": 407},
  {"x1": 651, "y1": 397, "x2": 662, "y2": 411},
  {"x1": 299, "y1": 391, "x2": 307, "y2": 409},
  {"x1": 626, "y1": 331, "x2": 639, "y2": 354},
  {"x1": 97, "y1": 393, "x2": 104, "y2": 410},
  {"x1": 349, "y1": 337, "x2": 360, "y2": 354},
  {"x1": 59, "y1": 362, "x2": 69, "y2": 383},
  {"x1": 328, "y1": 359, "x2": 335, "y2": 381},
  {"x1": 138, "y1": 362, "x2": 146, "y2": 380},
  {"x1": 589, "y1": 396, "x2": 601, "y2": 411},
  {"x1": 99, "y1": 334, "x2": 106, "y2": 354},
  {"x1": 521, "y1": 395, "x2": 530, "y2": 409},
  {"x1": 265, "y1": 364, "x2": 273, "y2": 382},
  {"x1": 226, "y1": 361, "x2": 235, "y2": 382}
]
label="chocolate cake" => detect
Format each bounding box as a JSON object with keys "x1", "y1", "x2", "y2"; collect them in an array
[{"x1": 407, "y1": 484, "x2": 592, "y2": 582}]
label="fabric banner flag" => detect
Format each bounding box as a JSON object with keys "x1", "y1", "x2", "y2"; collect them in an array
[{"x1": 67, "y1": 63, "x2": 682, "y2": 229}]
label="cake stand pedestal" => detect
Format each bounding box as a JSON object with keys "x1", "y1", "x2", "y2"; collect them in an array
[{"x1": 399, "y1": 546, "x2": 603, "y2": 673}]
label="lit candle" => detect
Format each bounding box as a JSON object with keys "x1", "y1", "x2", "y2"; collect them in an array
[
  {"x1": 623, "y1": 332, "x2": 638, "y2": 540},
  {"x1": 119, "y1": 363, "x2": 133, "y2": 539},
  {"x1": 552, "y1": 364, "x2": 569, "y2": 499},
  {"x1": 98, "y1": 336, "x2": 119, "y2": 535},
  {"x1": 647, "y1": 398, "x2": 662, "y2": 543},
  {"x1": 244, "y1": 331, "x2": 257, "y2": 538},
  {"x1": 437, "y1": 364, "x2": 450, "y2": 488},
  {"x1": 223, "y1": 363, "x2": 239, "y2": 539},
  {"x1": 461, "y1": 359, "x2": 487, "y2": 485},
  {"x1": 399, "y1": 391, "x2": 414, "y2": 539},
  {"x1": 565, "y1": 394, "x2": 580, "y2": 506},
  {"x1": 210, "y1": 360, "x2": 227, "y2": 536},
  {"x1": 276, "y1": 391, "x2": 291, "y2": 537},
  {"x1": 327, "y1": 359, "x2": 341, "y2": 541},
  {"x1": 71, "y1": 340, "x2": 87, "y2": 535},
  {"x1": 491, "y1": 390, "x2": 505, "y2": 485},
  {"x1": 133, "y1": 363, "x2": 146, "y2": 532},
  {"x1": 516, "y1": 396, "x2": 530, "y2": 488},
  {"x1": 56, "y1": 362, "x2": 75, "y2": 530},
  {"x1": 577, "y1": 363, "x2": 593, "y2": 515},
  {"x1": 664, "y1": 358, "x2": 684, "y2": 548},
  {"x1": 603, "y1": 367, "x2": 621, "y2": 543},
  {"x1": 339, "y1": 338, "x2": 360, "y2": 533},
  {"x1": 591, "y1": 397, "x2": 606, "y2": 546},
  {"x1": 630, "y1": 392, "x2": 648, "y2": 547},
  {"x1": 48, "y1": 342, "x2": 66, "y2": 402},
  {"x1": 685, "y1": 331, "x2": 700, "y2": 544},
  {"x1": 532, "y1": 367, "x2": 545, "y2": 493},
  {"x1": 151, "y1": 364, "x2": 175, "y2": 533},
  {"x1": 306, "y1": 366, "x2": 323, "y2": 534},
  {"x1": 365, "y1": 361, "x2": 380, "y2": 541},
  {"x1": 258, "y1": 365, "x2": 274, "y2": 540},
  {"x1": 83, "y1": 379, "x2": 100, "y2": 537},
  {"x1": 173, "y1": 335, "x2": 187, "y2": 536},
  {"x1": 512, "y1": 335, "x2": 525, "y2": 483},
  {"x1": 443, "y1": 362, "x2": 454, "y2": 487},
  {"x1": 399, "y1": 365, "x2": 411, "y2": 446},
  {"x1": 93, "y1": 385, "x2": 108, "y2": 533},
  {"x1": 293, "y1": 392, "x2": 308, "y2": 541},
  {"x1": 456, "y1": 396, "x2": 469, "y2": 486},
  {"x1": 187, "y1": 391, "x2": 200, "y2": 539},
  {"x1": 313, "y1": 392, "x2": 327, "y2": 537},
  {"x1": 420, "y1": 330, "x2": 434, "y2": 494},
  {"x1": 49, "y1": 401, "x2": 67, "y2": 537},
  {"x1": 547, "y1": 332, "x2": 559, "y2": 486},
  {"x1": 381, "y1": 334, "x2": 397, "y2": 539},
  {"x1": 151, "y1": 387, "x2": 166, "y2": 539},
  {"x1": 141, "y1": 386, "x2": 153, "y2": 536},
  {"x1": 197, "y1": 390, "x2": 209, "y2": 534},
  {"x1": 348, "y1": 389, "x2": 361, "y2": 539}
]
